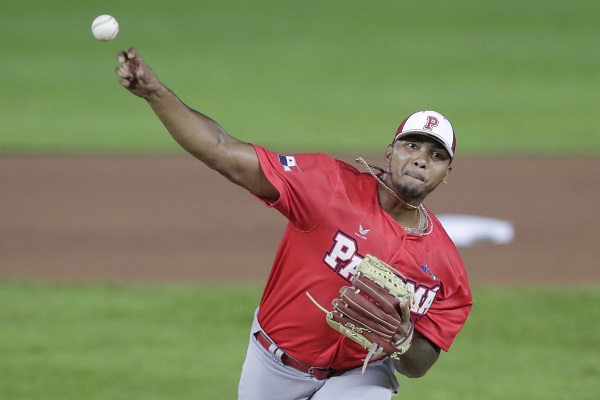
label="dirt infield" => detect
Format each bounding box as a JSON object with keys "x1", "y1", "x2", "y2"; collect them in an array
[{"x1": 2, "y1": 155, "x2": 599, "y2": 286}]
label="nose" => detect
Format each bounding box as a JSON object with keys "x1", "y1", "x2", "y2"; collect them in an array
[{"x1": 412, "y1": 149, "x2": 428, "y2": 168}]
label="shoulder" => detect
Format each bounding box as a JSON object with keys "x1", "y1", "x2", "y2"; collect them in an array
[
  {"x1": 425, "y1": 209, "x2": 457, "y2": 248},
  {"x1": 252, "y1": 145, "x2": 345, "y2": 171},
  {"x1": 430, "y1": 213, "x2": 459, "y2": 251}
]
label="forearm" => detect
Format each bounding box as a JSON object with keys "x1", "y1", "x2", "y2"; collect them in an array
[
  {"x1": 392, "y1": 332, "x2": 440, "y2": 378},
  {"x1": 116, "y1": 48, "x2": 278, "y2": 200},
  {"x1": 144, "y1": 84, "x2": 278, "y2": 199},
  {"x1": 145, "y1": 85, "x2": 240, "y2": 170}
]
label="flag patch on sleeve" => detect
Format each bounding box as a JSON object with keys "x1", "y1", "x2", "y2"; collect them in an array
[{"x1": 278, "y1": 155, "x2": 302, "y2": 172}]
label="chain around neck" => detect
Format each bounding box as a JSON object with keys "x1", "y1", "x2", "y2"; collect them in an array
[
  {"x1": 355, "y1": 157, "x2": 433, "y2": 236},
  {"x1": 355, "y1": 157, "x2": 419, "y2": 210}
]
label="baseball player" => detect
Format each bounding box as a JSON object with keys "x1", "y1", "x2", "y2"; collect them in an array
[{"x1": 115, "y1": 48, "x2": 472, "y2": 400}]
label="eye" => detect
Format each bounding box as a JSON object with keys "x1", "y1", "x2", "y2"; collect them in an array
[{"x1": 431, "y1": 151, "x2": 449, "y2": 161}]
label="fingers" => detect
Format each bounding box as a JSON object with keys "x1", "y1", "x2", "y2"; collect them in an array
[
  {"x1": 394, "y1": 299, "x2": 413, "y2": 343},
  {"x1": 124, "y1": 48, "x2": 145, "y2": 80},
  {"x1": 332, "y1": 299, "x2": 397, "y2": 339},
  {"x1": 126, "y1": 47, "x2": 140, "y2": 59},
  {"x1": 118, "y1": 77, "x2": 132, "y2": 88},
  {"x1": 115, "y1": 62, "x2": 131, "y2": 79},
  {"x1": 330, "y1": 301, "x2": 396, "y2": 339},
  {"x1": 353, "y1": 277, "x2": 400, "y2": 315},
  {"x1": 338, "y1": 287, "x2": 400, "y2": 329},
  {"x1": 117, "y1": 47, "x2": 139, "y2": 62},
  {"x1": 117, "y1": 50, "x2": 127, "y2": 63},
  {"x1": 115, "y1": 51, "x2": 133, "y2": 79},
  {"x1": 399, "y1": 299, "x2": 411, "y2": 323},
  {"x1": 115, "y1": 48, "x2": 145, "y2": 89}
]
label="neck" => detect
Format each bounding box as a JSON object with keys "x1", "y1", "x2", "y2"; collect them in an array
[
  {"x1": 378, "y1": 185, "x2": 419, "y2": 220},
  {"x1": 355, "y1": 157, "x2": 420, "y2": 209},
  {"x1": 356, "y1": 156, "x2": 433, "y2": 235}
]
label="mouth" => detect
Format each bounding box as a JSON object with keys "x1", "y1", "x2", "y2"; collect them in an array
[{"x1": 402, "y1": 170, "x2": 426, "y2": 182}]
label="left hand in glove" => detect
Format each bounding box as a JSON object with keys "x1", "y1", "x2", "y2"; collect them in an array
[{"x1": 307, "y1": 255, "x2": 415, "y2": 372}]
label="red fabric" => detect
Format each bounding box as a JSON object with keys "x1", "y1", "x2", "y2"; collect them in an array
[{"x1": 251, "y1": 145, "x2": 472, "y2": 370}]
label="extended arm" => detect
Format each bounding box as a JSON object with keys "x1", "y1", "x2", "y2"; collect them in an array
[{"x1": 115, "y1": 48, "x2": 279, "y2": 201}]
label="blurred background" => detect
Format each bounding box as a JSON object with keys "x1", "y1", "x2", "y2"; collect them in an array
[
  {"x1": 1, "y1": 1, "x2": 598, "y2": 399},
  {"x1": 2, "y1": 0, "x2": 599, "y2": 154}
]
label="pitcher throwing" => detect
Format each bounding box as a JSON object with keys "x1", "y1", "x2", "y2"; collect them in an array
[{"x1": 115, "y1": 47, "x2": 472, "y2": 399}]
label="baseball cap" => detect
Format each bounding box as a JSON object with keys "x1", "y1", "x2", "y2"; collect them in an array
[{"x1": 393, "y1": 111, "x2": 456, "y2": 158}]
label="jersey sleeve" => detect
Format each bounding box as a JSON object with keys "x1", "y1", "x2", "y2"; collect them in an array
[
  {"x1": 414, "y1": 273, "x2": 472, "y2": 352},
  {"x1": 251, "y1": 145, "x2": 340, "y2": 230},
  {"x1": 411, "y1": 237, "x2": 473, "y2": 352}
]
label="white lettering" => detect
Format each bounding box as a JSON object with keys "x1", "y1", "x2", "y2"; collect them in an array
[
  {"x1": 338, "y1": 255, "x2": 363, "y2": 279},
  {"x1": 323, "y1": 233, "x2": 440, "y2": 316},
  {"x1": 323, "y1": 232, "x2": 357, "y2": 270},
  {"x1": 407, "y1": 281, "x2": 440, "y2": 316}
]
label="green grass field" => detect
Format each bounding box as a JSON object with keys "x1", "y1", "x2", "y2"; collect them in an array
[
  {"x1": 2, "y1": 0, "x2": 599, "y2": 399},
  {"x1": 1, "y1": 282, "x2": 598, "y2": 400},
  {"x1": 1, "y1": 0, "x2": 599, "y2": 154}
]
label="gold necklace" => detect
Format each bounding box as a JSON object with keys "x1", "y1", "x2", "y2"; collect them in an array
[{"x1": 403, "y1": 205, "x2": 434, "y2": 236}]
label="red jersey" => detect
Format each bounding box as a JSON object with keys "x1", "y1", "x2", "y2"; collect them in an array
[{"x1": 252, "y1": 145, "x2": 472, "y2": 371}]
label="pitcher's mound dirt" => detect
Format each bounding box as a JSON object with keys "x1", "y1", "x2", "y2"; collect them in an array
[{"x1": 1, "y1": 155, "x2": 598, "y2": 285}]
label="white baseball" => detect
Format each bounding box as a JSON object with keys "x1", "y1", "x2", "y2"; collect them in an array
[{"x1": 91, "y1": 15, "x2": 119, "y2": 41}]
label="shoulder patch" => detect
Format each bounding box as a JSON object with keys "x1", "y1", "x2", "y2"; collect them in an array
[{"x1": 278, "y1": 155, "x2": 302, "y2": 172}]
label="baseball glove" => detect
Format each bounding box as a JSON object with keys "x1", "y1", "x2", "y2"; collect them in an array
[{"x1": 307, "y1": 255, "x2": 415, "y2": 372}]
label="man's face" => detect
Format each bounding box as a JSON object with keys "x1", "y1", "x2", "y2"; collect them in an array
[{"x1": 385, "y1": 135, "x2": 453, "y2": 202}]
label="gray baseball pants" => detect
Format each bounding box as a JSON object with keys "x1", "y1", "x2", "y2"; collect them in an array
[{"x1": 237, "y1": 309, "x2": 399, "y2": 400}]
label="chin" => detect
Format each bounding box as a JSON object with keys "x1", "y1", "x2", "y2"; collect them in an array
[{"x1": 395, "y1": 184, "x2": 423, "y2": 201}]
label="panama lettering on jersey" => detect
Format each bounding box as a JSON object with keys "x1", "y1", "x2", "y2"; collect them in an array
[
  {"x1": 323, "y1": 231, "x2": 364, "y2": 279},
  {"x1": 323, "y1": 230, "x2": 439, "y2": 317}
]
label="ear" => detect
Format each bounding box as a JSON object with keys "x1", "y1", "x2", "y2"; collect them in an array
[
  {"x1": 442, "y1": 165, "x2": 452, "y2": 184},
  {"x1": 384, "y1": 144, "x2": 394, "y2": 170}
]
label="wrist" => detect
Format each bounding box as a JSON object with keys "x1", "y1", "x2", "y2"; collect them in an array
[{"x1": 144, "y1": 84, "x2": 169, "y2": 103}]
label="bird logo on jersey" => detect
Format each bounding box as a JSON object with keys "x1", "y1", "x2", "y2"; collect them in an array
[{"x1": 355, "y1": 225, "x2": 370, "y2": 240}]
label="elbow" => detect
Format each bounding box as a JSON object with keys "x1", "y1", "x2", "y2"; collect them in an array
[
  {"x1": 395, "y1": 333, "x2": 441, "y2": 378},
  {"x1": 394, "y1": 356, "x2": 437, "y2": 378}
]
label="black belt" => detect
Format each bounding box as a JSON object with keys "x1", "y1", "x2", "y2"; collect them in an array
[{"x1": 254, "y1": 331, "x2": 345, "y2": 380}]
